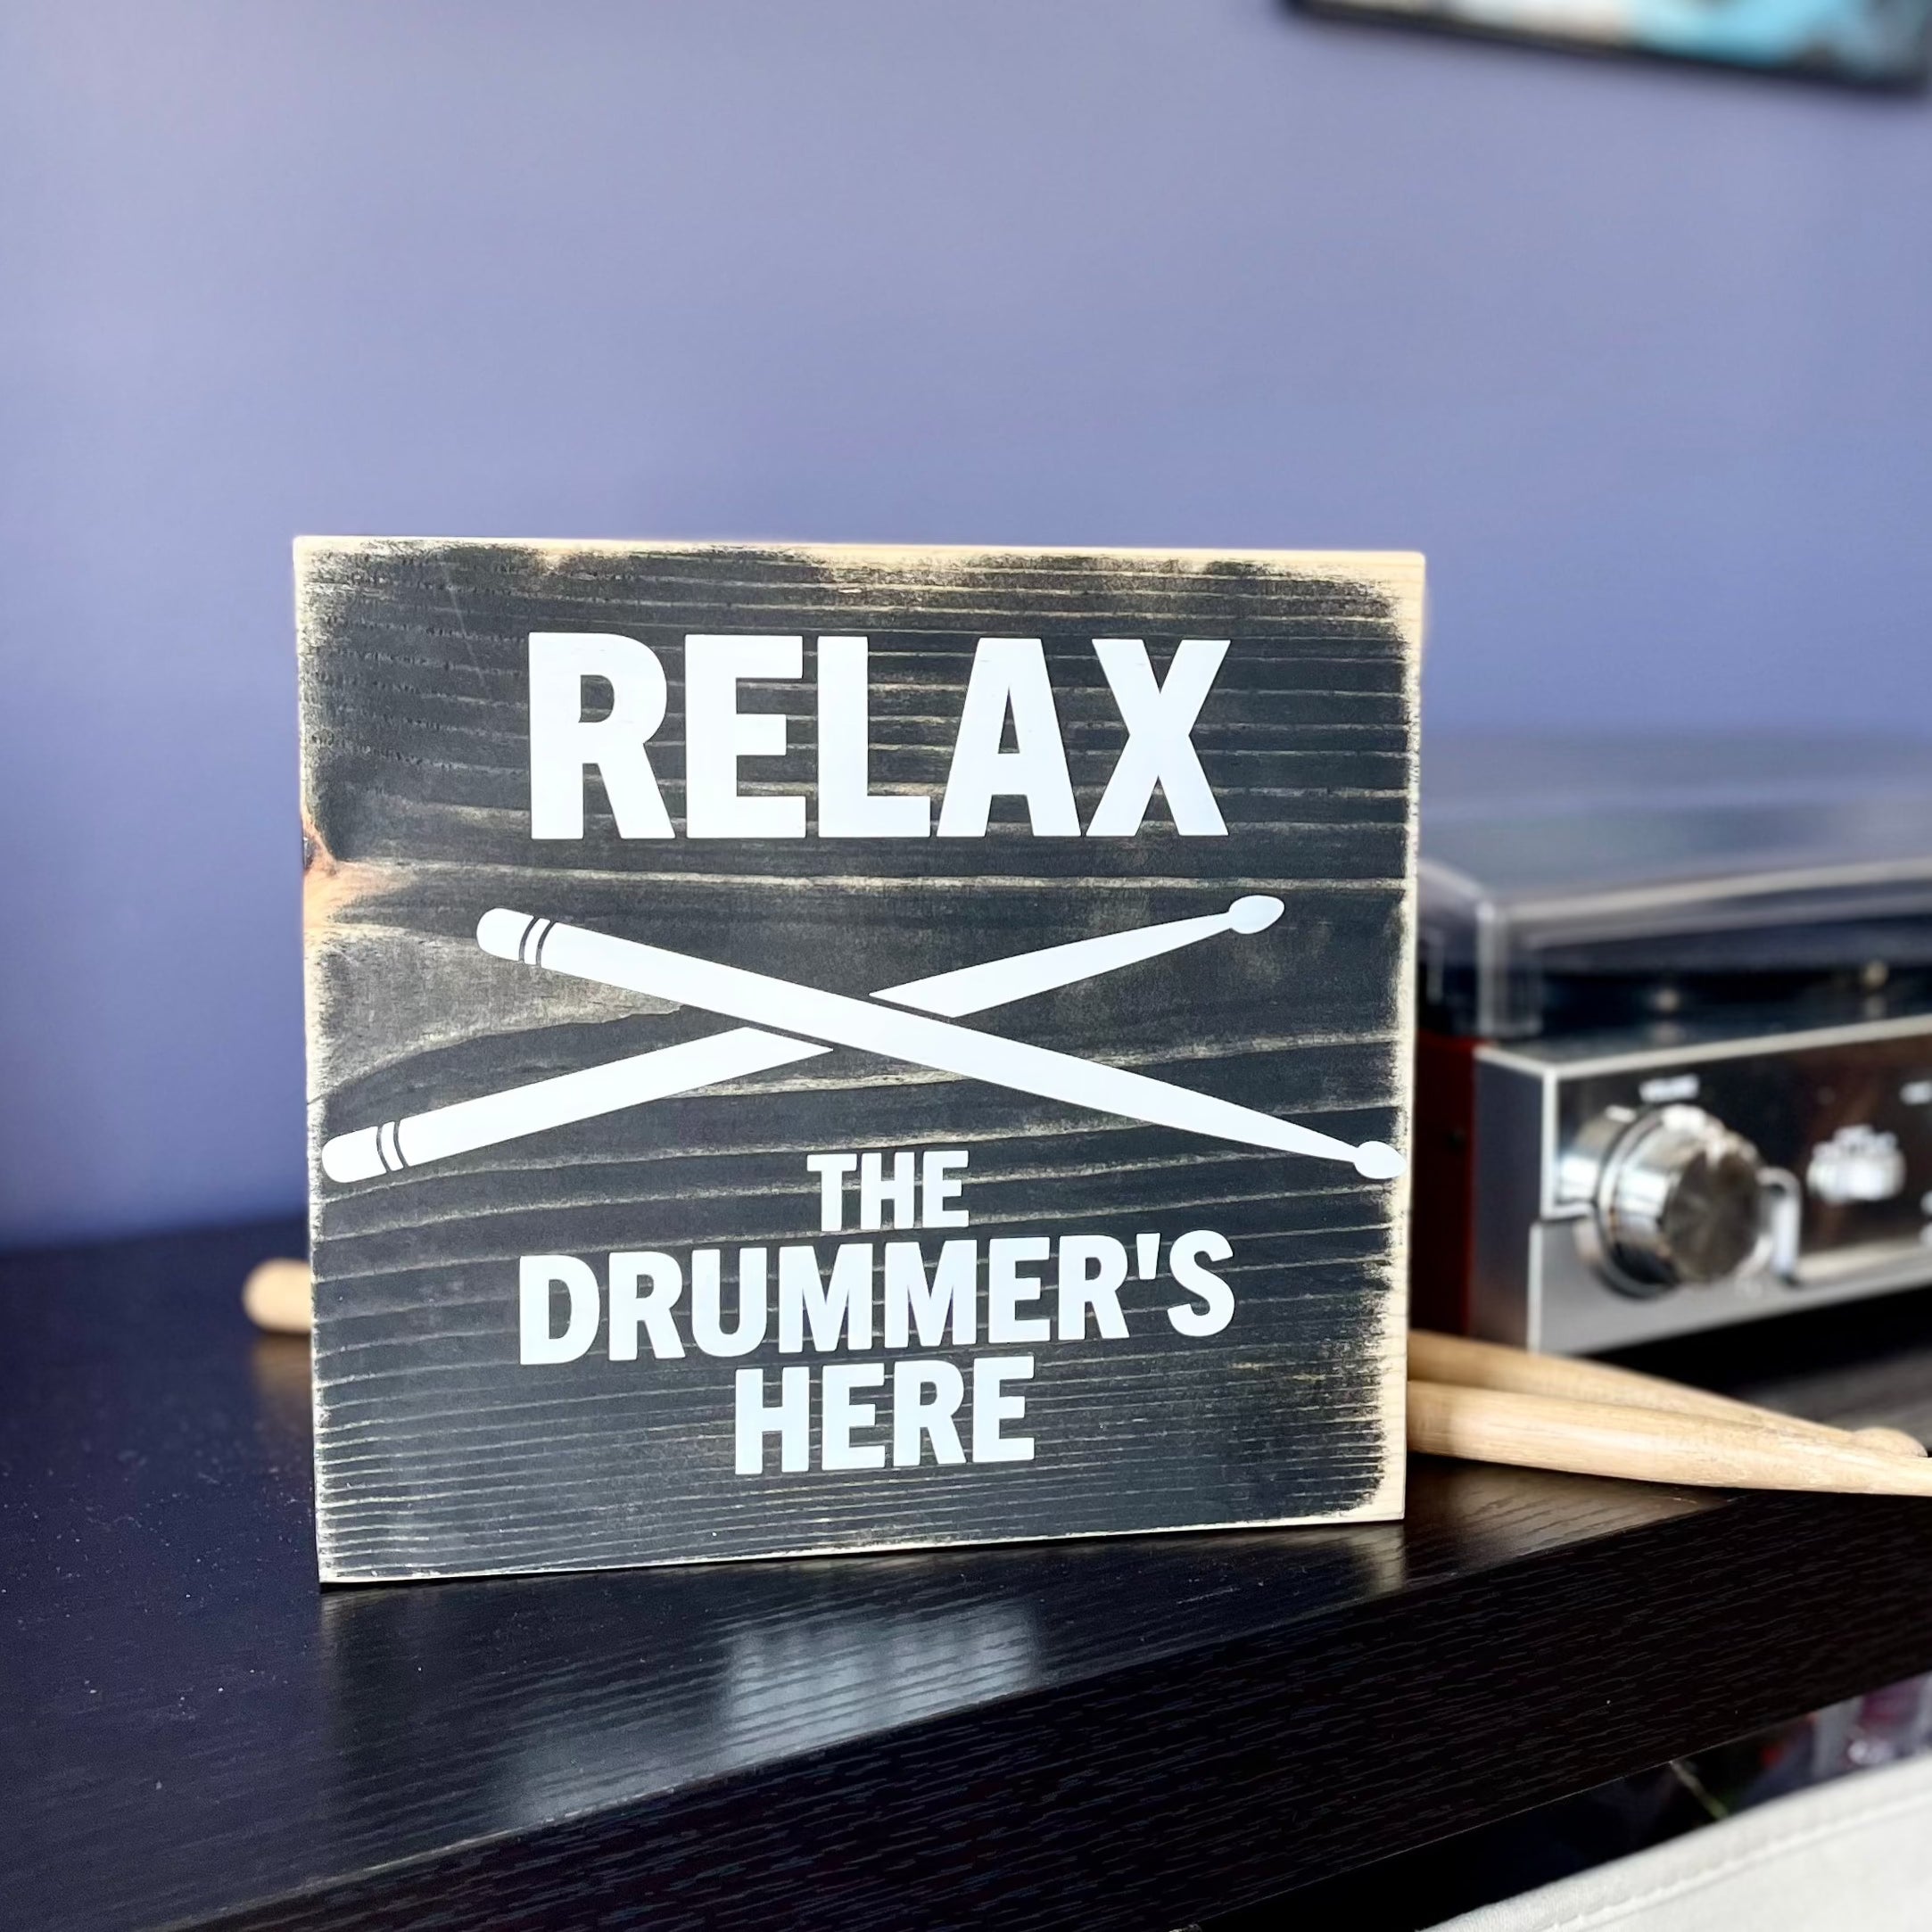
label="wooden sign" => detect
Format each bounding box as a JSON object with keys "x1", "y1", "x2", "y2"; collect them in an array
[{"x1": 297, "y1": 540, "x2": 1423, "y2": 1581}]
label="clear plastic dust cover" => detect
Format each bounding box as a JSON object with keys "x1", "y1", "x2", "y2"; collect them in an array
[{"x1": 1419, "y1": 733, "x2": 1932, "y2": 1040}]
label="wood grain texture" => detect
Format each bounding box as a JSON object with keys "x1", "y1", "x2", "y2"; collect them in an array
[
  {"x1": 16, "y1": 1220, "x2": 1932, "y2": 1932},
  {"x1": 296, "y1": 540, "x2": 1424, "y2": 1580}
]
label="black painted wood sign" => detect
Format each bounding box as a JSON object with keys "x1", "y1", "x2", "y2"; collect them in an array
[{"x1": 296, "y1": 540, "x2": 1423, "y2": 1581}]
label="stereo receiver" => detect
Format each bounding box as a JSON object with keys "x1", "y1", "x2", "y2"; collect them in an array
[{"x1": 1410, "y1": 735, "x2": 1932, "y2": 1354}]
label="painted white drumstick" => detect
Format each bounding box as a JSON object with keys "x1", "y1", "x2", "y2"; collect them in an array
[
  {"x1": 482, "y1": 909, "x2": 1405, "y2": 1178},
  {"x1": 874, "y1": 895, "x2": 1284, "y2": 1014},
  {"x1": 321, "y1": 897, "x2": 1295, "y2": 1185},
  {"x1": 320, "y1": 1028, "x2": 829, "y2": 1184}
]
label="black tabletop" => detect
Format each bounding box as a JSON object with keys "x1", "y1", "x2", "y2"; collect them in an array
[{"x1": 7, "y1": 1220, "x2": 1932, "y2": 1932}]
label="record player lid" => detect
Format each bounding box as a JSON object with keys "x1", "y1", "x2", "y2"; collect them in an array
[{"x1": 1419, "y1": 734, "x2": 1932, "y2": 1039}]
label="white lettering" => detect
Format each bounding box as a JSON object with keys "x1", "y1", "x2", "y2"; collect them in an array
[
  {"x1": 859, "y1": 1150, "x2": 918, "y2": 1231},
  {"x1": 972, "y1": 1355, "x2": 1036, "y2": 1463},
  {"x1": 532, "y1": 632, "x2": 1228, "y2": 843},
  {"x1": 893, "y1": 1359, "x2": 967, "y2": 1466},
  {"x1": 528, "y1": 633, "x2": 673, "y2": 838},
  {"x1": 883, "y1": 1238, "x2": 978, "y2": 1349},
  {"x1": 1086, "y1": 639, "x2": 1228, "y2": 837},
  {"x1": 805, "y1": 1152, "x2": 857, "y2": 1232},
  {"x1": 735, "y1": 1366, "x2": 811, "y2": 1474},
  {"x1": 685, "y1": 634, "x2": 805, "y2": 838},
  {"x1": 937, "y1": 639, "x2": 1078, "y2": 838},
  {"x1": 692, "y1": 1246, "x2": 769, "y2": 1357},
  {"x1": 1055, "y1": 1234, "x2": 1130, "y2": 1340},
  {"x1": 518, "y1": 1254, "x2": 600, "y2": 1363},
  {"x1": 822, "y1": 1362, "x2": 888, "y2": 1470},
  {"x1": 987, "y1": 1235, "x2": 1052, "y2": 1343},
  {"x1": 921, "y1": 1149, "x2": 970, "y2": 1227},
  {"x1": 778, "y1": 1243, "x2": 875, "y2": 1352},
  {"x1": 817, "y1": 637, "x2": 929, "y2": 837},
  {"x1": 1166, "y1": 1228, "x2": 1235, "y2": 1336},
  {"x1": 607, "y1": 1251, "x2": 685, "y2": 1360}
]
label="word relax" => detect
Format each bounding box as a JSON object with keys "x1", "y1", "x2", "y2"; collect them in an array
[
  {"x1": 530, "y1": 632, "x2": 1230, "y2": 839},
  {"x1": 519, "y1": 1230, "x2": 1237, "y2": 1475}
]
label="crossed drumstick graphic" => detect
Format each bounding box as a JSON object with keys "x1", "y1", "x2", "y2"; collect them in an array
[{"x1": 321, "y1": 900, "x2": 1407, "y2": 1185}]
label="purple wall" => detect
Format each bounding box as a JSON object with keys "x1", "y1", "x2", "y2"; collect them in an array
[{"x1": 3, "y1": 0, "x2": 1929, "y2": 1246}]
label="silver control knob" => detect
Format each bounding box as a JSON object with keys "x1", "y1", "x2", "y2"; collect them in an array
[{"x1": 1583, "y1": 1105, "x2": 1768, "y2": 1295}]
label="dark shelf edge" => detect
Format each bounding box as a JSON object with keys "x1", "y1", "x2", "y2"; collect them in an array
[{"x1": 204, "y1": 1484, "x2": 1932, "y2": 1932}]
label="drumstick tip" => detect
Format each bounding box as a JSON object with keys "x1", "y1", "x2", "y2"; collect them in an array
[
  {"x1": 1228, "y1": 895, "x2": 1284, "y2": 934},
  {"x1": 1353, "y1": 1140, "x2": 1406, "y2": 1180},
  {"x1": 243, "y1": 1258, "x2": 313, "y2": 1336}
]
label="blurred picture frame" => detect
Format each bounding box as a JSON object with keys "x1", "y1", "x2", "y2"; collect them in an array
[{"x1": 1299, "y1": 0, "x2": 1931, "y2": 85}]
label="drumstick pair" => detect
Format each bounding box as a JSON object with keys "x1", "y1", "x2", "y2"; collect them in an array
[
  {"x1": 321, "y1": 901, "x2": 1406, "y2": 1185},
  {"x1": 243, "y1": 1260, "x2": 1930, "y2": 1496},
  {"x1": 1407, "y1": 1331, "x2": 1932, "y2": 1495}
]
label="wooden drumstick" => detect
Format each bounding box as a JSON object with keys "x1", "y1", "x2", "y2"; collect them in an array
[
  {"x1": 1410, "y1": 1330, "x2": 1925, "y2": 1460},
  {"x1": 1408, "y1": 1381, "x2": 1932, "y2": 1497},
  {"x1": 243, "y1": 1258, "x2": 312, "y2": 1335},
  {"x1": 243, "y1": 1267, "x2": 1928, "y2": 1493}
]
